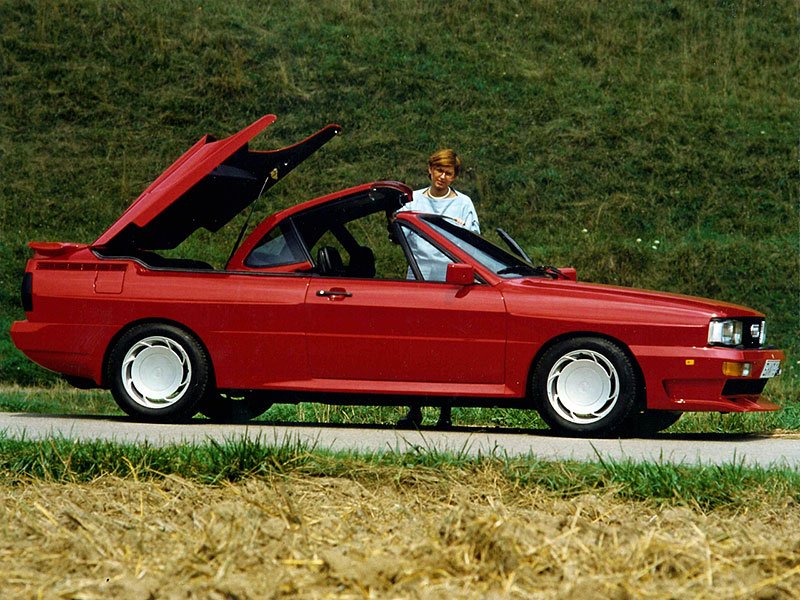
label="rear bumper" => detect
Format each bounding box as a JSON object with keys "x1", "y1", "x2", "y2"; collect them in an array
[
  {"x1": 10, "y1": 320, "x2": 107, "y2": 384},
  {"x1": 632, "y1": 344, "x2": 785, "y2": 413}
]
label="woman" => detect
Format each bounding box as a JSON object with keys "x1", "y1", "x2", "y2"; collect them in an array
[{"x1": 397, "y1": 148, "x2": 480, "y2": 429}]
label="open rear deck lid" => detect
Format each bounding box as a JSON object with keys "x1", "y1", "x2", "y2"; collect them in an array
[{"x1": 92, "y1": 114, "x2": 341, "y2": 252}]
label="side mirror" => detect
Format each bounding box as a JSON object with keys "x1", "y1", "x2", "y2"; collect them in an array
[
  {"x1": 559, "y1": 267, "x2": 577, "y2": 281},
  {"x1": 446, "y1": 263, "x2": 476, "y2": 285}
]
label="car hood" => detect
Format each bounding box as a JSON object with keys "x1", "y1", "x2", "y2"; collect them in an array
[
  {"x1": 92, "y1": 115, "x2": 341, "y2": 252},
  {"x1": 504, "y1": 278, "x2": 764, "y2": 322}
]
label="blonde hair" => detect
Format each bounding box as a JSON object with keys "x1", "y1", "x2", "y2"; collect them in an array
[{"x1": 428, "y1": 148, "x2": 461, "y2": 176}]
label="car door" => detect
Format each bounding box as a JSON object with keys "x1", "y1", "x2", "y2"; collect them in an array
[
  {"x1": 198, "y1": 272, "x2": 313, "y2": 390},
  {"x1": 304, "y1": 275, "x2": 507, "y2": 391}
]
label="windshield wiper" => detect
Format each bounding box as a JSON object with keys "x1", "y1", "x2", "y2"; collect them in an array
[
  {"x1": 498, "y1": 264, "x2": 565, "y2": 279},
  {"x1": 497, "y1": 264, "x2": 541, "y2": 276}
]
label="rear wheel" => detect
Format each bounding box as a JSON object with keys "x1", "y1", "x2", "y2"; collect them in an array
[
  {"x1": 532, "y1": 337, "x2": 638, "y2": 437},
  {"x1": 200, "y1": 392, "x2": 273, "y2": 423},
  {"x1": 107, "y1": 323, "x2": 209, "y2": 422}
]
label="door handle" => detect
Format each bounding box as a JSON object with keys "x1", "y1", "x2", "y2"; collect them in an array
[{"x1": 316, "y1": 289, "x2": 353, "y2": 298}]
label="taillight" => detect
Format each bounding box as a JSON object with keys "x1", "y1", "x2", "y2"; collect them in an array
[{"x1": 21, "y1": 272, "x2": 32, "y2": 312}]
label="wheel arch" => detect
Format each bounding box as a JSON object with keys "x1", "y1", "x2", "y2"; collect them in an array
[
  {"x1": 526, "y1": 331, "x2": 647, "y2": 410},
  {"x1": 101, "y1": 318, "x2": 216, "y2": 388}
]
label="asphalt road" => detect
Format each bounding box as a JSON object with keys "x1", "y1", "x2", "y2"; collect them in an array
[{"x1": 1, "y1": 412, "x2": 798, "y2": 468}]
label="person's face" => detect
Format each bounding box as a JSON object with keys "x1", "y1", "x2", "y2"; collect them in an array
[{"x1": 428, "y1": 164, "x2": 457, "y2": 194}]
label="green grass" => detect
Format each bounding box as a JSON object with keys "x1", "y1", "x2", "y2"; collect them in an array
[
  {"x1": 1, "y1": 0, "x2": 797, "y2": 390},
  {"x1": 0, "y1": 435, "x2": 797, "y2": 510},
  {"x1": 0, "y1": 385, "x2": 120, "y2": 415}
]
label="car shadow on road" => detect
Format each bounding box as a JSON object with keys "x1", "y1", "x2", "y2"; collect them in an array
[
  {"x1": 12, "y1": 412, "x2": 772, "y2": 442},
  {"x1": 237, "y1": 418, "x2": 775, "y2": 441}
]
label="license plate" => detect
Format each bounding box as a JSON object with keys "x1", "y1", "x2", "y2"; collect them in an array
[{"x1": 760, "y1": 359, "x2": 781, "y2": 378}]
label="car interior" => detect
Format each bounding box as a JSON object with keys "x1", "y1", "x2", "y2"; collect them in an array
[{"x1": 252, "y1": 188, "x2": 418, "y2": 280}]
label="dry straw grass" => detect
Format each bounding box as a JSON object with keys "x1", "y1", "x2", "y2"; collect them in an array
[{"x1": 0, "y1": 469, "x2": 798, "y2": 599}]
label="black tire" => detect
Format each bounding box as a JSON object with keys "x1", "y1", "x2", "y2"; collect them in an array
[
  {"x1": 619, "y1": 410, "x2": 682, "y2": 437},
  {"x1": 200, "y1": 392, "x2": 273, "y2": 423},
  {"x1": 106, "y1": 323, "x2": 210, "y2": 422},
  {"x1": 532, "y1": 337, "x2": 638, "y2": 437},
  {"x1": 396, "y1": 406, "x2": 423, "y2": 429}
]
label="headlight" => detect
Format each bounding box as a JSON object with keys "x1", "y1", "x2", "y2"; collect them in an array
[
  {"x1": 757, "y1": 321, "x2": 767, "y2": 346},
  {"x1": 708, "y1": 318, "x2": 767, "y2": 348},
  {"x1": 708, "y1": 319, "x2": 743, "y2": 346}
]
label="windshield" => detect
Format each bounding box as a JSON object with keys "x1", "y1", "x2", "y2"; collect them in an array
[{"x1": 422, "y1": 216, "x2": 537, "y2": 278}]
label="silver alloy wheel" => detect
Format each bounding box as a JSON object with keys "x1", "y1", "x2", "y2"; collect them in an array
[
  {"x1": 546, "y1": 348, "x2": 620, "y2": 425},
  {"x1": 121, "y1": 335, "x2": 192, "y2": 409}
]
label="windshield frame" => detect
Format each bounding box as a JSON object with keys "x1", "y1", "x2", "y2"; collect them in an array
[{"x1": 419, "y1": 215, "x2": 536, "y2": 278}]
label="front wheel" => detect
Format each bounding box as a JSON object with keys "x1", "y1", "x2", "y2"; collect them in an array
[
  {"x1": 107, "y1": 323, "x2": 210, "y2": 422},
  {"x1": 532, "y1": 337, "x2": 638, "y2": 437},
  {"x1": 619, "y1": 410, "x2": 682, "y2": 437}
]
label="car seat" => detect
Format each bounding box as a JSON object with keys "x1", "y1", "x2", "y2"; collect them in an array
[
  {"x1": 316, "y1": 246, "x2": 345, "y2": 276},
  {"x1": 346, "y1": 246, "x2": 376, "y2": 278}
]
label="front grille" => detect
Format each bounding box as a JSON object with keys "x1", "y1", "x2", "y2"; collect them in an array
[{"x1": 722, "y1": 379, "x2": 768, "y2": 396}]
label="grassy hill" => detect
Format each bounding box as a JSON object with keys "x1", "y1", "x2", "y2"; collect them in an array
[{"x1": 1, "y1": 0, "x2": 797, "y2": 394}]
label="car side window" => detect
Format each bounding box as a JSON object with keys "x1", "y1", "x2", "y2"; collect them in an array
[
  {"x1": 398, "y1": 224, "x2": 454, "y2": 282},
  {"x1": 286, "y1": 196, "x2": 460, "y2": 282},
  {"x1": 244, "y1": 224, "x2": 307, "y2": 268},
  {"x1": 305, "y1": 213, "x2": 410, "y2": 280}
]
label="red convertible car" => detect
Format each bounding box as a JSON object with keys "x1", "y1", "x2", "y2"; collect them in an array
[{"x1": 10, "y1": 115, "x2": 784, "y2": 436}]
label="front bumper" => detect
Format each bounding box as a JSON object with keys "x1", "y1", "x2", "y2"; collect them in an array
[{"x1": 631, "y1": 344, "x2": 785, "y2": 412}]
